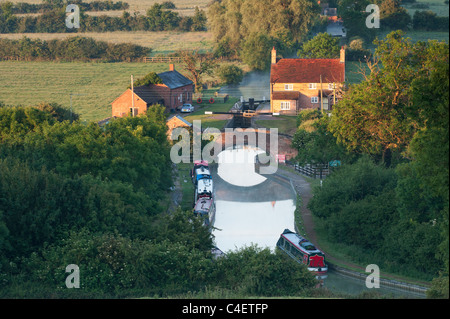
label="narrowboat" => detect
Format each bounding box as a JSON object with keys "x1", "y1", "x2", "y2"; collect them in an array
[{"x1": 276, "y1": 229, "x2": 328, "y2": 279}]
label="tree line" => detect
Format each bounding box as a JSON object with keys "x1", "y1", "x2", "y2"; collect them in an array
[
  {"x1": 11, "y1": 0, "x2": 129, "y2": 14},
  {"x1": 0, "y1": 2, "x2": 207, "y2": 33},
  {"x1": 337, "y1": 0, "x2": 449, "y2": 43},
  {"x1": 207, "y1": 0, "x2": 321, "y2": 70},
  {"x1": 0, "y1": 102, "x2": 322, "y2": 298},
  {"x1": 292, "y1": 31, "x2": 449, "y2": 298},
  {"x1": 0, "y1": 36, "x2": 150, "y2": 61}
]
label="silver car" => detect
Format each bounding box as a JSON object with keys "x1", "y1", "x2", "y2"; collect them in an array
[{"x1": 180, "y1": 104, "x2": 194, "y2": 113}]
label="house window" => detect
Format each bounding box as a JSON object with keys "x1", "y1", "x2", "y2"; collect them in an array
[
  {"x1": 280, "y1": 102, "x2": 291, "y2": 110},
  {"x1": 284, "y1": 84, "x2": 293, "y2": 91},
  {"x1": 311, "y1": 97, "x2": 319, "y2": 104},
  {"x1": 328, "y1": 83, "x2": 336, "y2": 90},
  {"x1": 309, "y1": 83, "x2": 317, "y2": 89}
]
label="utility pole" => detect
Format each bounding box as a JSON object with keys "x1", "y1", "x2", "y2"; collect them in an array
[
  {"x1": 320, "y1": 75, "x2": 323, "y2": 113},
  {"x1": 131, "y1": 75, "x2": 135, "y2": 117},
  {"x1": 333, "y1": 82, "x2": 336, "y2": 106}
]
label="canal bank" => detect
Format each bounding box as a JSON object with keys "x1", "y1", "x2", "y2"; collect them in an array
[{"x1": 274, "y1": 165, "x2": 430, "y2": 298}]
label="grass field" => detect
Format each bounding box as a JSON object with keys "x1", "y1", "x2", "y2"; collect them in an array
[
  {"x1": 0, "y1": 61, "x2": 237, "y2": 123},
  {"x1": 0, "y1": 31, "x2": 214, "y2": 56},
  {"x1": 0, "y1": 61, "x2": 174, "y2": 121}
]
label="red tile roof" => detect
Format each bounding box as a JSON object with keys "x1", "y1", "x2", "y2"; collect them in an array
[
  {"x1": 272, "y1": 91, "x2": 300, "y2": 100},
  {"x1": 270, "y1": 58, "x2": 345, "y2": 84}
]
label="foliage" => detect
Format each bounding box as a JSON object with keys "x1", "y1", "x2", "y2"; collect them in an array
[
  {"x1": 375, "y1": 0, "x2": 412, "y2": 30},
  {"x1": 303, "y1": 32, "x2": 449, "y2": 285},
  {"x1": 0, "y1": 3, "x2": 207, "y2": 33},
  {"x1": 208, "y1": 0, "x2": 319, "y2": 70},
  {"x1": 308, "y1": 156, "x2": 444, "y2": 278},
  {"x1": 11, "y1": 1, "x2": 129, "y2": 14},
  {"x1": 240, "y1": 32, "x2": 274, "y2": 71},
  {"x1": 329, "y1": 31, "x2": 448, "y2": 165},
  {"x1": 211, "y1": 245, "x2": 317, "y2": 296},
  {"x1": 337, "y1": 0, "x2": 377, "y2": 42},
  {"x1": 412, "y1": 10, "x2": 450, "y2": 32},
  {"x1": 0, "y1": 36, "x2": 150, "y2": 62},
  {"x1": 132, "y1": 72, "x2": 163, "y2": 87},
  {"x1": 345, "y1": 37, "x2": 372, "y2": 62},
  {"x1": 178, "y1": 50, "x2": 217, "y2": 92},
  {"x1": 297, "y1": 33, "x2": 340, "y2": 59},
  {"x1": 0, "y1": 104, "x2": 319, "y2": 298},
  {"x1": 216, "y1": 64, "x2": 244, "y2": 85},
  {"x1": 292, "y1": 115, "x2": 350, "y2": 166}
]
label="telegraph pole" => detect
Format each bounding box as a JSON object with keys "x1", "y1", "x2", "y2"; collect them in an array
[
  {"x1": 320, "y1": 75, "x2": 323, "y2": 113},
  {"x1": 131, "y1": 75, "x2": 135, "y2": 117}
]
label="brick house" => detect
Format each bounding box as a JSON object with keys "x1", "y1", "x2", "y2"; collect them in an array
[
  {"x1": 112, "y1": 64, "x2": 194, "y2": 117},
  {"x1": 270, "y1": 47, "x2": 346, "y2": 115},
  {"x1": 166, "y1": 115, "x2": 192, "y2": 140}
]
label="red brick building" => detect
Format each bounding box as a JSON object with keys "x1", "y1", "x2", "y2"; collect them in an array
[
  {"x1": 270, "y1": 47, "x2": 346, "y2": 115},
  {"x1": 112, "y1": 64, "x2": 194, "y2": 117}
]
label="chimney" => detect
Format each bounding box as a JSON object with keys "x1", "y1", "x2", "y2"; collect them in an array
[
  {"x1": 271, "y1": 47, "x2": 277, "y2": 64},
  {"x1": 169, "y1": 64, "x2": 175, "y2": 71},
  {"x1": 340, "y1": 46, "x2": 345, "y2": 63}
]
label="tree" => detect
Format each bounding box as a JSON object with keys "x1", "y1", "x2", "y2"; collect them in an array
[
  {"x1": 178, "y1": 50, "x2": 217, "y2": 93},
  {"x1": 337, "y1": 0, "x2": 377, "y2": 42},
  {"x1": 191, "y1": 6, "x2": 207, "y2": 31},
  {"x1": 328, "y1": 31, "x2": 445, "y2": 165},
  {"x1": 146, "y1": 3, "x2": 180, "y2": 31},
  {"x1": 207, "y1": 0, "x2": 319, "y2": 68},
  {"x1": 240, "y1": 32, "x2": 274, "y2": 71},
  {"x1": 216, "y1": 64, "x2": 244, "y2": 85},
  {"x1": 131, "y1": 72, "x2": 163, "y2": 87},
  {"x1": 297, "y1": 33, "x2": 340, "y2": 59}
]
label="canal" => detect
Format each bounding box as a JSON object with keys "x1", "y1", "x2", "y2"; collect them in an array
[{"x1": 210, "y1": 147, "x2": 426, "y2": 299}]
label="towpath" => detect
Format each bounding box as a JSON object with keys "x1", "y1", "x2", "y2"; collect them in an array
[{"x1": 275, "y1": 164, "x2": 431, "y2": 288}]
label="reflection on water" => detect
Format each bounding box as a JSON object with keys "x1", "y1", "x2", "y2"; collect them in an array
[
  {"x1": 323, "y1": 271, "x2": 426, "y2": 299},
  {"x1": 211, "y1": 148, "x2": 426, "y2": 299},
  {"x1": 212, "y1": 148, "x2": 295, "y2": 253}
]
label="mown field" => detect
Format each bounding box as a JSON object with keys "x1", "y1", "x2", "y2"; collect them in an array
[{"x1": 0, "y1": 61, "x2": 173, "y2": 121}]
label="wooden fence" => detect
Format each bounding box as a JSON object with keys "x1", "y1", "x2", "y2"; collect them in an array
[
  {"x1": 143, "y1": 56, "x2": 182, "y2": 63},
  {"x1": 292, "y1": 163, "x2": 331, "y2": 179}
]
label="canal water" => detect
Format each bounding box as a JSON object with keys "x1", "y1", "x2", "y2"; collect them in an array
[
  {"x1": 211, "y1": 147, "x2": 427, "y2": 299},
  {"x1": 212, "y1": 147, "x2": 296, "y2": 253}
]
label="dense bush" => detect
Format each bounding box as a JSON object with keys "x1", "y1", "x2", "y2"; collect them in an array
[
  {"x1": 11, "y1": 1, "x2": 130, "y2": 14},
  {"x1": 0, "y1": 105, "x2": 319, "y2": 298},
  {"x1": 216, "y1": 64, "x2": 244, "y2": 85},
  {"x1": 0, "y1": 3, "x2": 207, "y2": 33},
  {"x1": 413, "y1": 10, "x2": 450, "y2": 31},
  {"x1": 0, "y1": 36, "x2": 150, "y2": 61},
  {"x1": 308, "y1": 156, "x2": 445, "y2": 279}
]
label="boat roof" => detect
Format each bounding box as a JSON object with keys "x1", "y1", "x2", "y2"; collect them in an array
[
  {"x1": 281, "y1": 229, "x2": 323, "y2": 255},
  {"x1": 195, "y1": 166, "x2": 211, "y2": 175},
  {"x1": 197, "y1": 178, "x2": 213, "y2": 192},
  {"x1": 194, "y1": 198, "x2": 213, "y2": 212},
  {"x1": 194, "y1": 160, "x2": 209, "y2": 167}
]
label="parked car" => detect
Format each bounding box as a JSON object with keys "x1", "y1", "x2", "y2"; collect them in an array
[{"x1": 180, "y1": 104, "x2": 194, "y2": 113}]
